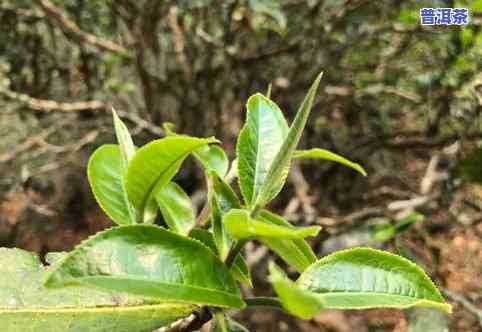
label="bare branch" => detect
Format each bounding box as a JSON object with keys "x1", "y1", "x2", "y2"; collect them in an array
[
  {"x1": 36, "y1": 0, "x2": 130, "y2": 57},
  {"x1": 0, "y1": 85, "x2": 107, "y2": 112},
  {"x1": 0, "y1": 85, "x2": 164, "y2": 136}
]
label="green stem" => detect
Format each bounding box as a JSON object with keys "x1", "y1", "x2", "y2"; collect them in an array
[{"x1": 245, "y1": 297, "x2": 284, "y2": 309}]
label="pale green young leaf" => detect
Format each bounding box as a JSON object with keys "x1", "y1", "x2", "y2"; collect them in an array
[
  {"x1": 294, "y1": 148, "x2": 367, "y2": 176},
  {"x1": 163, "y1": 122, "x2": 229, "y2": 177},
  {"x1": 189, "y1": 229, "x2": 252, "y2": 288},
  {"x1": 125, "y1": 136, "x2": 218, "y2": 222},
  {"x1": 0, "y1": 248, "x2": 194, "y2": 332},
  {"x1": 254, "y1": 72, "x2": 323, "y2": 211},
  {"x1": 268, "y1": 262, "x2": 323, "y2": 320},
  {"x1": 236, "y1": 93, "x2": 289, "y2": 206},
  {"x1": 270, "y1": 248, "x2": 451, "y2": 320},
  {"x1": 210, "y1": 171, "x2": 242, "y2": 259},
  {"x1": 258, "y1": 210, "x2": 317, "y2": 272},
  {"x1": 155, "y1": 182, "x2": 195, "y2": 235},
  {"x1": 45, "y1": 225, "x2": 245, "y2": 309},
  {"x1": 87, "y1": 145, "x2": 136, "y2": 225},
  {"x1": 195, "y1": 144, "x2": 229, "y2": 177},
  {"x1": 112, "y1": 108, "x2": 135, "y2": 174},
  {"x1": 223, "y1": 209, "x2": 320, "y2": 240}
]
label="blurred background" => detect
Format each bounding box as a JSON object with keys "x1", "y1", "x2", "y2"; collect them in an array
[{"x1": 1, "y1": 0, "x2": 481, "y2": 331}]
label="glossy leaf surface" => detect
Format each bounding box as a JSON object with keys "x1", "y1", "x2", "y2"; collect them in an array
[
  {"x1": 269, "y1": 263, "x2": 322, "y2": 320},
  {"x1": 195, "y1": 144, "x2": 229, "y2": 177},
  {"x1": 125, "y1": 136, "x2": 217, "y2": 221},
  {"x1": 223, "y1": 209, "x2": 320, "y2": 240},
  {"x1": 294, "y1": 148, "x2": 366, "y2": 176},
  {"x1": 189, "y1": 229, "x2": 252, "y2": 287},
  {"x1": 0, "y1": 248, "x2": 194, "y2": 332},
  {"x1": 156, "y1": 182, "x2": 195, "y2": 235},
  {"x1": 112, "y1": 108, "x2": 135, "y2": 174},
  {"x1": 45, "y1": 225, "x2": 244, "y2": 309},
  {"x1": 254, "y1": 73, "x2": 323, "y2": 211},
  {"x1": 258, "y1": 210, "x2": 317, "y2": 272},
  {"x1": 163, "y1": 123, "x2": 228, "y2": 177},
  {"x1": 87, "y1": 145, "x2": 136, "y2": 225},
  {"x1": 270, "y1": 248, "x2": 451, "y2": 319},
  {"x1": 237, "y1": 93, "x2": 288, "y2": 206}
]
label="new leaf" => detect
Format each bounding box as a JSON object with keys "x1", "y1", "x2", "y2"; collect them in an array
[
  {"x1": 253, "y1": 73, "x2": 323, "y2": 212},
  {"x1": 237, "y1": 94, "x2": 288, "y2": 206},
  {"x1": 125, "y1": 136, "x2": 218, "y2": 222}
]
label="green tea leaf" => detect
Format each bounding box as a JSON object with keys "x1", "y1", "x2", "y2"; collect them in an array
[
  {"x1": 210, "y1": 171, "x2": 242, "y2": 260},
  {"x1": 45, "y1": 225, "x2": 245, "y2": 309},
  {"x1": 112, "y1": 108, "x2": 135, "y2": 174},
  {"x1": 258, "y1": 210, "x2": 317, "y2": 272},
  {"x1": 223, "y1": 209, "x2": 320, "y2": 240},
  {"x1": 254, "y1": 73, "x2": 323, "y2": 211},
  {"x1": 270, "y1": 248, "x2": 451, "y2": 319},
  {"x1": 268, "y1": 262, "x2": 323, "y2": 320},
  {"x1": 237, "y1": 93, "x2": 289, "y2": 206},
  {"x1": 163, "y1": 122, "x2": 228, "y2": 177},
  {"x1": 0, "y1": 248, "x2": 194, "y2": 332},
  {"x1": 195, "y1": 144, "x2": 229, "y2": 177},
  {"x1": 189, "y1": 229, "x2": 252, "y2": 288},
  {"x1": 294, "y1": 148, "x2": 366, "y2": 176},
  {"x1": 125, "y1": 136, "x2": 218, "y2": 221},
  {"x1": 87, "y1": 145, "x2": 136, "y2": 225},
  {"x1": 156, "y1": 182, "x2": 195, "y2": 235}
]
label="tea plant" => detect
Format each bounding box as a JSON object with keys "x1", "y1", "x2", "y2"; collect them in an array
[{"x1": 0, "y1": 73, "x2": 451, "y2": 331}]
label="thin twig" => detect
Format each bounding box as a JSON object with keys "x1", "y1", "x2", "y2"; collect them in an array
[{"x1": 37, "y1": 0, "x2": 130, "y2": 56}]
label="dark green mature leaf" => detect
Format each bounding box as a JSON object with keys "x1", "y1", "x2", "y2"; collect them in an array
[
  {"x1": 210, "y1": 171, "x2": 242, "y2": 260},
  {"x1": 223, "y1": 209, "x2": 320, "y2": 240},
  {"x1": 45, "y1": 225, "x2": 245, "y2": 309},
  {"x1": 87, "y1": 145, "x2": 136, "y2": 225},
  {"x1": 237, "y1": 93, "x2": 289, "y2": 206},
  {"x1": 189, "y1": 229, "x2": 252, "y2": 288},
  {"x1": 112, "y1": 108, "x2": 135, "y2": 174},
  {"x1": 211, "y1": 311, "x2": 250, "y2": 332},
  {"x1": 258, "y1": 210, "x2": 317, "y2": 272},
  {"x1": 156, "y1": 182, "x2": 195, "y2": 235},
  {"x1": 254, "y1": 73, "x2": 323, "y2": 212},
  {"x1": 125, "y1": 136, "x2": 218, "y2": 221},
  {"x1": 294, "y1": 148, "x2": 367, "y2": 176},
  {"x1": 270, "y1": 248, "x2": 451, "y2": 319},
  {"x1": 0, "y1": 248, "x2": 194, "y2": 332}
]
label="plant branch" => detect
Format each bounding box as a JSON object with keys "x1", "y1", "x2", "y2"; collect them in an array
[
  {"x1": 0, "y1": 84, "x2": 107, "y2": 112},
  {"x1": 36, "y1": 0, "x2": 130, "y2": 57},
  {"x1": 0, "y1": 85, "x2": 164, "y2": 136}
]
